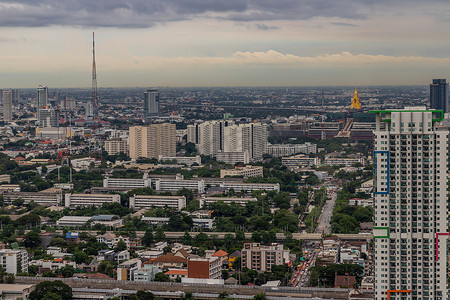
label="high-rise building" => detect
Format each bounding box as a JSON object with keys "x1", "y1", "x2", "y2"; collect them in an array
[
  {"x1": 129, "y1": 123, "x2": 176, "y2": 159},
  {"x1": 2, "y1": 89, "x2": 12, "y2": 122},
  {"x1": 37, "y1": 85, "x2": 48, "y2": 120},
  {"x1": 372, "y1": 107, "x2": 448, "y2": 300},
  {"x1": 144, "y1": 89, "x2": 159, "y2": 118},
  {"x1": 39, "y1": 107, "x2": 59, "y2": 127},
  {"x1": 187, "y1": 121, "x2": 268, "y2": 161},
  {"x1": 430, "y1": 79, "x2": 448, "y2": 113}
]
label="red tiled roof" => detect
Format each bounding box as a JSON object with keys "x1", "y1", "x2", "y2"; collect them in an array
[
  {"x1": 212, "y1": 250, "x2": 229, "y2": 257},
  {"x1": 145, "y1": 254, "x2": 186, "y2": 264},
  {"x1": 165, "y1": 270, "x2": 188, "y2": 275}
]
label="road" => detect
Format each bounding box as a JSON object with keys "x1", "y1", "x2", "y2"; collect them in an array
[
  {"x1": 290, "y1": 243, "x2": 319, "y2": 288},
  {"x1": 315, "y1": 191, "x2": 337, "y2": 234}
]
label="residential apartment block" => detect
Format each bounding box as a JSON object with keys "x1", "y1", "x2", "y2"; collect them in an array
[
  {"x1": 266, "y1": 142, "x2": 317, "y2": 157},
  {"x1": 3, "y1": 191, "x2": 62, "y2": 206},
  {"x1": 129, "y1": 124, "x2": 176, "y2": 159},
  {"x1": 241, "y1": 243, "x2": 290, "y2": 272},
  {"x1": 187, "y1": 257, "x2": 221, "y2": 279},
  {"x1": 0, "y1": 249, "x2": 28, "y2": 274},
  {"x1": 372, "y1": 108, "x2": 448, "y2": 300},
  {"x1": 104, "y1": 138, "x2": 127, "y2": 155},
  {"x1": 103, "y1": 177, "x2": 151, "y2": 189},
  {"x1": 281, "y1": 154, "x2": 319, "y2": 168}
]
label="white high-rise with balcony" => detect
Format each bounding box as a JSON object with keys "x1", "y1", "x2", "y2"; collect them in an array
[{"x1": 372, "y1": 107, "x2": 448, "y2": 300}]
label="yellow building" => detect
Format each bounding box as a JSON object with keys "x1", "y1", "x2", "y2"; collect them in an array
[{"x1": 350, "y1": 87, "x2": 361, "y2": 109}]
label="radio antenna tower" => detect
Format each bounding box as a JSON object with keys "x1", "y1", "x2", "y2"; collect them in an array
[{"x1": 91, "y1": 32, "x2": 98, "y2": 120}]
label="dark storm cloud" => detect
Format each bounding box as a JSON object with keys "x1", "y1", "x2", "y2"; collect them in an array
[{"x1": 0, "y1": 0, "x2": 435, "y2": 27}]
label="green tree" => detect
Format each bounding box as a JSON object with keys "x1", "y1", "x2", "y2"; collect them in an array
[
  {"x1": 154, "y1": 272, "x2": 171, "y2": 282},
  {"x1": 252, "y1": 293, "x2": 268, "y2": 300},
  {"x1": 41, "y1": 293, "x2": 63, "y2": 300},
  {"x1": 114, "y1": 240, "x2": 128, "y2": 252},
  {"x1": 22, "y1": 231, "x2": 40, "y2": 248},
  {"x1": 29, "y1": 280, "x2": 72, "y2": 300},
  {"x1": 155, "y1": 228, "x2": 166, "y2": 242},
  {"x1": 142, "y1": 229, "x2": 154, "y2": 247}
]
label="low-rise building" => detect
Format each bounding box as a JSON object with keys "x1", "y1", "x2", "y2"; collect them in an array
[
  {"x1": 133, "y1": 265, "x2": 160, "y2": 282},
  {"x1": 348, "y1": 198, "x2": 373, "y2": 207},
  {"x1": 199, "y1": 196, "x2": 257, "y2": 207},
  {"x1": 129, "y1": 195, "x2": 186, "y2": 211},
  {"x1": 187, "y1": 257, "x2": 221, "y2": 279},
  {"x1": 241, "y1": 243, "x2": 290, "y2": 272},
  {"x1": 91, "y1": 215, "x2": 124, "y2": 228},
  {"x1": 103, "y1": 177, "x2": 151, "y2": 189},
  {"x1": 96, "y1": 233, "x2": 130, "y2": 249},
  {"x1": 3, "y1": 191, "x2": 63, "y2": 206},
  {"x1": 165, "y1": 269, "x2": 188, "y2": 280},
  {"x1": 56, "y1": 216, "x2": 92, "y2": 227},
  {"x1": 117, "y1": 258, "x2": 142, "y2": 281},
  {"x1": 220, "y1": 165, "x2": 263, "y2": 178},
  {"x1": 0, "y1": 249, "x2": 28, "y2": 274},
  {"x1": 141, "y1": 216, "x2": 213, "y2": 229},
  {"x1": 145, "y1": 253, "x2": 187, "y2": 269},
  {"x1": 154, "y1": 178, "x2": 205, "y2": 193},
  {"x1": 221, "y1": 182, "x2": 280, "y2": 193},
  {"x1": 0, "y1": 174, "x2": 11, "y2": 184},
  {"x1": 266, "y1": 142, "x2": 317, "y2": 157},
  {"x1": 323, "y1": 155, "x2": 365, "y2": 167},
  {"x1": 158, "y1": 155, "x2": 201, "y2": 166},
  {"x1": 65, "y1": 193, "x2": 121, "y2": 207},
  {"x1": 282, "y1": 154, "x2": 319, "y2": 168},
  {"x1": 71, "y1": 157, "x2": 100, "y2": 170},
  {"x1": 216, "y1": 151, "x2": 249, "y2": 165}
]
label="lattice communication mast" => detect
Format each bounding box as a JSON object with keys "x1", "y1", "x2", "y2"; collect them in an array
[{"x1": 91, "y1": 32, "x2": 98, "y2": 122}]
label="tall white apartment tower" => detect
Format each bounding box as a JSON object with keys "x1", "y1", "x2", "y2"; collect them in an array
[
  {"x1": 372, "y1": 107, "x2": 448, "y2": 300},
  {"x1": 2, "y1": 89, "x2": 12, "y2": 122}
]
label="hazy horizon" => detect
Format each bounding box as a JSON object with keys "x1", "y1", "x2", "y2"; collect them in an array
[{"x1": 1, "y1": 1, "x2": 450, "y2": 87}]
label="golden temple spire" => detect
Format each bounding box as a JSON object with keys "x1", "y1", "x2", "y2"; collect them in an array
[{"x1": 350, "y1": 85, "x2": 361, "y2": 109}]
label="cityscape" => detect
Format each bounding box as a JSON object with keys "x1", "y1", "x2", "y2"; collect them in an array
[{"x1": 0, "y1": 1, "x2": 450, "y2": 300}]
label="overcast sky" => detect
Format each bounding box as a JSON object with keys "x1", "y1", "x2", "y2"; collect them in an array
[{"x1": 1, "y1": 0, "x2": 450, "y2": 88}]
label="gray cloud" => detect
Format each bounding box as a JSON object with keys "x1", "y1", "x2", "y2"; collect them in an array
[
  {"x1": 251, "y1": 23, "x2": 280, "y2": 30},
  {"x1": 330, "y1": 22, "x2": 358, "y2": 27},
  {"x1": 0, "y1": 0, "x2": 444, "y2": 28}
]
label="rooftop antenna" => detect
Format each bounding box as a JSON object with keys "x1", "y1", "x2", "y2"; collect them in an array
[{"x1": 91, "y1": 32, "x2": 98, "y2": 120}]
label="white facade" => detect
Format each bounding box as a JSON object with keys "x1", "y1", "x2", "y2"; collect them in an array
[
  {"x1": 56, "y1": 216, "x2": 92, "y2": 227},
  {"x1": 199, "y1": 196, "x2": 257, "y2": 207},
  {"x1": 3, "y1": 191, "x2": 62, "y2": 206},
  {"x1": 221, "y1": 182, "x2": 280, "y2": 193},
  {"x1": 323, "y1": 156, "x2": 365, "y2": 167},
  {"x1": 103, "y1": 177, "x2": 151, "y2": 188},
  {"x1": 71, "y1": 157, "x2": 99, "y2": 170},
  {"x1": 117, "y1": 258, "x2": 142, "y2": 281},
  {"x1": 282, "y1": 154, "x2": 319, "y2": 167},
  {"x1": 216, "y1": 151, "x2": 250, "y2": 164},
  {"x1": 373, "y1": 108, "x2": 448, "y2": 300},
  {"x1": 0, "y1": 249, "x2": 28, "y2": 274},
  {"x1": 65, "y1": 193, "x2": 121, "y2": 207},
  {"x1": 158, "y1": 155, "x2": 201, "y2": 166},
  {"x1": 266, "y1": 142, "x2": 317, "y2": 157},
  {"x1": 220, "y1": 165, "x2": 263, "y2": 178},
  {"x1": 129, "y1": 195, "x2": 186, "y2": 211},
  {"x1": 154, "y1": 178, "x2": 205, "y2": 193},
  {"x1": 188, "y1": 121, "x2": 268, "y2": 161}
]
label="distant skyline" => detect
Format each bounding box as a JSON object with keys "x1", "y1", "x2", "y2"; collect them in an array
[{"x1": 1, "y1": 0, "x2": 450, "y2": 88}]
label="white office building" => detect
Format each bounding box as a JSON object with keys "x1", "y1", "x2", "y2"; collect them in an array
[
  {"x1": 154, "y1": 178, "x2": 205, "y2": 193},
  {"x1": 3, "y1": 191, "x2": 63, "y2": 206},
  {"x1": 129, "y1": 195, "x2": 186, "y2": 211},
  {"x1": 266, "y1": 142, "x2": 317, "y2": 157},
  {"x1": 103, "y1": 177, "x2": 151, "y2": 189},
  {"x1": 372, "y1": 108, "x2": 448, "y2": 300},
  {"x1": 199, "y1": 196, "x2": 257, "y2": 207},
  {"x1": 0, "y1": 249, "x2": 28, "y2": 274},
  {"x1": 65, "y1": 193, "x2": 121, "y2": 207},
  {"x1": 221, "y1": 182, "x2": 280, "y2": 193},
  {"x1": 220, "y1": 165, "x2": 263, "y2": 178}
]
